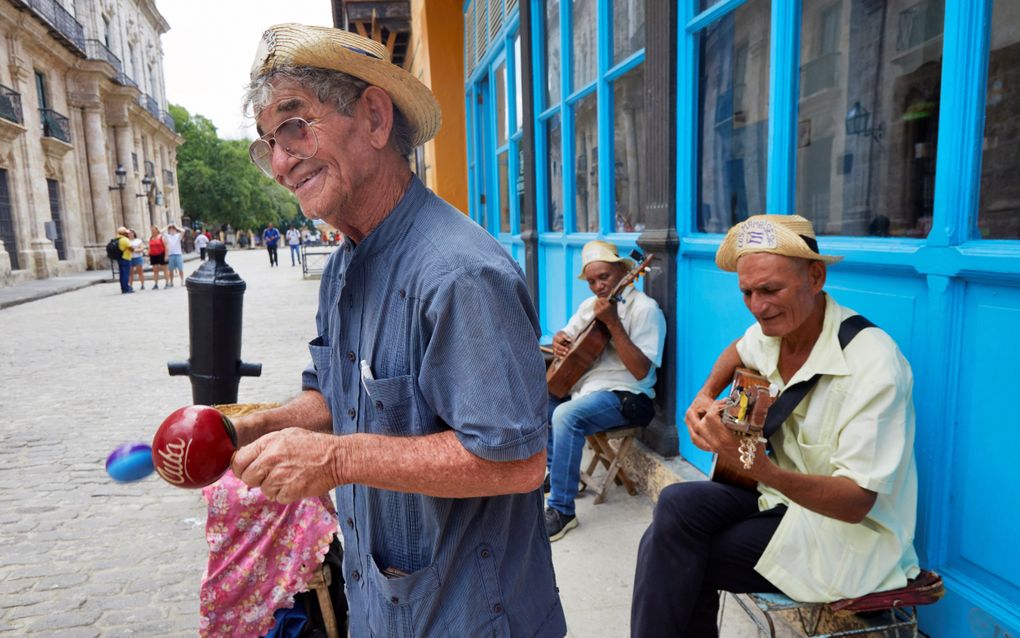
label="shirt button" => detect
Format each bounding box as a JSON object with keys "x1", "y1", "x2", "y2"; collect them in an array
[
  {"x1": 352, "y1": 570, "x2": 361, "y2": 581},
  {"x1": 390, "y1": 596, "x2": 399, "y2": 604},
  {"x1": 492, "y1": 603, "x2": 503, "y2": 613},
  {"x1": 346, "y1": 518, "x2": 354, "y2": 529},
  {"x1": 346, "y1": 351, "x2": 356, "y2": 362},
  {"x1": 347, "y1": 407, "x2": 356, "y2": 419},
  {"x1": 375, "y1": 400, "x2": 384, "y2": 411},
  {"x1": 399, "y1": 289, "x2": 406, "y2": 298},
  {"x1": 479, "y1": 548, "x2": 491, "y2": 559}
]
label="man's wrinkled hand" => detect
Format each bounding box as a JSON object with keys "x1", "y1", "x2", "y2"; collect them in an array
[
  {"x1": 552, "y1": 331, "x2": 573, "y2": 358},
  {"x1": 231, "y1": 427, "x2": 341, "y2": 504},
  {"x1": 593, "y1": 297, "x2": 620, "y2": 328}
]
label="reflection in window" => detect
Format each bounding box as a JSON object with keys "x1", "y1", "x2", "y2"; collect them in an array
[
  {"x1": 499, "y1": 152, "x2": 510, "y2": 233},
  {"x1": 613, "y1": 66, "x2": 646, "y2": 232},
  {"x1": 547, "y1": 114, "x2": 564, "y2": 231},
  {"x1": 613, "y1": 0, "x2": 645, "y2": 64},
  {"x1": 518, "y1": 145, "x2": 526, "y2": 230},
  {"x1": 697, "y1": 0, "x2": 771, "y2": 233},
  {"x1": 495, "y1": 62, "x2": 507, "y2": 145},
  {"x1": 978, "y1": 0, "x2": 1020, "y2": 239},
  {"x1": 546, "y1": 0, "x2": 561, "y2": 107},
  {"x1": 514, "y1": 35, "x2": 523, "y2": 132},
  {"x1": 573, "y1": 0, "x2": 597, "y2": 90},
  {"x1": 795, "y1": 0, "x2": 944, "y2": 237},
  {"x1": 574, "y1": 92, "x2": 599, "y2": 232}
]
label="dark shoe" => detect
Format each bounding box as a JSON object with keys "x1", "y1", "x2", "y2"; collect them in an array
[
  {"x1": 545, "y1": 507, "x2": 577, "y2": 542},
  {"x1": 542, "y1": 474, "x2": 551, "y2": 494}
]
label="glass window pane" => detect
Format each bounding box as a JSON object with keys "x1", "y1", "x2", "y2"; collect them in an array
[
  {"x1": 573, "y1": 0, "x2": 597, "y2": 91},
  {"x1": 697, "y1": 0, "x2": 771, "y2": 233},
  {"x1": 517, "y1": 144, "x2": 526, "y2": 229},
  {"x1": 613, "y1": 0, "x2": 645, "y2": 64},
  {"x1": 699, "y1": 0, "x2": 724, "y2": 12},
  {"x1": 499, "y1": 151, "x2": 510, "y2": 233},
  {"x1": 495, "y1": 61, "x2": 508, "y2": 145},
  {"x1": 547, "y1": 115, "x2": 564, "y2": 231},
  {"x1": 613, "y1": 65, "x2": 646, "y2": 232},
  {"x1": 545, "y1": 0, "x2": 561, "y2": 106},
  {"x1": 514, "y1": 35, "x2": 523, "y2": 132},
  {"x1": 574, "y1": 91, "x2": 599, "y2": 232},
  {"x1": 796, "y1": 0, "x2": 945, "y2": 237},
  {"x1": 978, "y1": 0, "x2": 1020, "y2": 239}
]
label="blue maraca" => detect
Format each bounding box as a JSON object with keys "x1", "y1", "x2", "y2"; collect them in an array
[{"x1": 106, "y1": 442, "x2": 155, "y2": 482}]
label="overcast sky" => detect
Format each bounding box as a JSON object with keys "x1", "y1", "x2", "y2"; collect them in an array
[{"x1": 158, "y1": 1, "x2": 334, "y2": 140}]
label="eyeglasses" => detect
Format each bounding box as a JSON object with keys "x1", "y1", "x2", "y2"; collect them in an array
[{"x1": 248, "y1": 117, "x2": 319, "y2": 177}]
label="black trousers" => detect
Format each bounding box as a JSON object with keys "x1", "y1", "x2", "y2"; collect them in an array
[
  {"x1": 267, "y1": 244, "x2": 278, "y2": 266},
  {"x1": 631, "y1": 481, "x2": 786, "y2": 638}
]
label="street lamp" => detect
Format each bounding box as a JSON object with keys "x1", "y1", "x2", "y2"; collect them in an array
[
  {"x1": 137, "y1": 174, "x2": 153, "y2": 198},
  {"x1": 845, "y1": 101, "x2": 883, "y2": 141},
  {"x1": 108, "y1": 164, "x2": 127, "y2": 191}
]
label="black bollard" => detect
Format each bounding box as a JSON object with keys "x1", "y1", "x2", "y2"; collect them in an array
[{"x1": 168, "y1": 241, "x2": 261, "y2": 404}]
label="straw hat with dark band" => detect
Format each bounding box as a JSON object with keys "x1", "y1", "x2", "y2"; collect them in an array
[
  {"x1": 250, "y1": 24, "x2": 442, "y2": 148},
  {"x1": 715, "y1": 214, "x2": 843, "y2": 272}
]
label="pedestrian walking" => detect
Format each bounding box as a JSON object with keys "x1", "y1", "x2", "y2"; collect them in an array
[
  {"x1": 194, "y1": 231, "x2": 209, "y2": 261},
  {"x1": 232, "y1": 24, "x2": 565, "y2": 636},
  {"x1": 262, "y1": 223, "x2": 280, "y2": 267},
  {"x1": 286, "y1": 226, "x2": 301, "y2": 266},
  {"x1": 114, "y1": 226, "x2": 133, "y2": 294},
  {"x1": 164, "y1": 223, "x2": 185, "y2": 287},
  {"x1": 148, "y1": 225, "x2": 169, "y2": 289},
  {"x1": 128, "y1": 229, "x2": 146, "y2": 290}
]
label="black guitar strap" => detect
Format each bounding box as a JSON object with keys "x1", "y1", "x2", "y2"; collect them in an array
[{"x1": 762, "y1": 314, "x2": 876, "y2": 439}]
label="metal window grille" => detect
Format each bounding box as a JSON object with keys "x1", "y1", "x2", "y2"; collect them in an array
[
  {"x1": 46, "y1": 178, "x2": 66, "y2": 260},
  {"x1": 0, "y1": 169, "x2": 18, "y2": 270}
]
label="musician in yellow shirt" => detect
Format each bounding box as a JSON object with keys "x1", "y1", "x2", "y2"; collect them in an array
[
  {"x1": 545, "y1": 240, "x2": 666, "y2": 541},
  {"x1": 631, "y1": 215, "x2": 919, "y2": 637}
]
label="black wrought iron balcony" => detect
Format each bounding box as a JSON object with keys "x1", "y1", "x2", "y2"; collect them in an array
[
  {"x1": 0, "y1": 85, "x2": 23, "y2": 125},
  {"x1": 114, "y1": 72, "x2": 138, "y2": 89},
  {"x1": 85, "y1": 39, "x2": 122, "y2": 74},
  {"x1": 138, "y1": 94, "x2": 160, "y2": 119},
  {"x1": 40, "y1": 108, "x2": 71, "y2": 143},
  {"x1": 160, "y1": 110, "x2": 176, "y2": 133},
  {"x1": 11, "y1": 0, "x2": 86, "y2": 56}
]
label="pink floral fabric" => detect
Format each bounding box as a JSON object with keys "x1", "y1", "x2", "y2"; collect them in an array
[{"x1": 199, "y1": 470, "x2": 339, "y2": 638}]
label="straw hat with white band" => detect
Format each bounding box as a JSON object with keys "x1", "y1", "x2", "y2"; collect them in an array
[
  {"x1": 577, "y1": 240, "x2": 635, "y2": 279},
  {"x1": 715, "y1": 214, "x2": 843, "y2": 272},
  {"x1": 250, "y1": 23, "x2": 442, "y2": 148}
]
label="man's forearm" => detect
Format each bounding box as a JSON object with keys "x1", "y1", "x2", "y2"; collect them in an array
[
  {"x1": 756, "y1": 462, "x2": 877, "y2": 523},
  {"x1": 332, "y1": 429, "x2": 546, "y2": 498},
  {"x1": 235, "y1": 390, "x2": 332, "y2": 446}
]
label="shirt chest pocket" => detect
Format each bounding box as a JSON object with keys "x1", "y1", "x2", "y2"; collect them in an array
[{"x1": 363, "y1": 375, "x2": 422, "y2": 436}]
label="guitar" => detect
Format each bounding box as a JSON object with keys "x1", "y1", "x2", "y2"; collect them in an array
[
  {"x1": 709, "y1": 367, "x2": 776, "y2": 491},
  {"x1": 546, "y1": 253, "x2": 654, "y2": 399}
]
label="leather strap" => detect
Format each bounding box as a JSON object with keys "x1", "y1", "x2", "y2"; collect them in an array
[{"x1": 762, "y1": 314, "x2": 876, "y2": 439}]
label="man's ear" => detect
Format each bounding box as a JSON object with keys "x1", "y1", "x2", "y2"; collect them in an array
[
  {"x1": 359, "y1": 86, "x2": 394, "y2": 151},
  {"x1": 808, "y1": 260, "x2": 827, "y2": 293}
]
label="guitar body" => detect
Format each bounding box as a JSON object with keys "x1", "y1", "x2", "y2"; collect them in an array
[
  {"x1": 546, "y1": 321, "x2": 611, "y2": 398},
  {"x1": 710, "y1": 454, "x2": 759, "y2": 492},
  {"x1": 709, "y1": 367, "x2": 774, "y2": 492}
]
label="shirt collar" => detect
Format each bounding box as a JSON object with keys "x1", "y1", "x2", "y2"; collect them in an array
[{"x1": 347, "y1": 175, "x2": 427, "y2": 263}]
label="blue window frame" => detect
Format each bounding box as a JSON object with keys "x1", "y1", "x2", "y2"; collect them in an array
[{"x1": 465, "y1": 0, "x2": 526, "y2": 269}]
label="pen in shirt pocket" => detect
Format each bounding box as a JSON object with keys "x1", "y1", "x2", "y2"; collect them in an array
[{"x1": 360, "y1": 359, "x2": 374, "y2": 396}]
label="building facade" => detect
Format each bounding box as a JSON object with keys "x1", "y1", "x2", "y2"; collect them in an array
[{"x1": 0, "y1": 0, "x2": 181, "y2": 286}]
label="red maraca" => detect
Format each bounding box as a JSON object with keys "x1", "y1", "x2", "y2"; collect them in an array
[{"x1": 151, "y1": 405, "x2": 237, "y2": 488}]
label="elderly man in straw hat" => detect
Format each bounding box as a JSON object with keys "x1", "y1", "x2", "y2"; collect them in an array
[
  {"x1": 228, "y1": 24, "x2": 566, "y2": 637},
  {"x1": 544, "y1": 240, "x2": 665, "y2": 541},
  {"x1": 631, "y1": 215, "x2": 920, "y2": 636}
]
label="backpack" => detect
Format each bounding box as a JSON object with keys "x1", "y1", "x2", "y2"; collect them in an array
[{"x1": 106, "y1": 237, "x2": 122, "y2": 260}]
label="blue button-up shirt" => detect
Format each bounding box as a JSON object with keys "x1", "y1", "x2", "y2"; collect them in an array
[{"x1": 302, "y1": 177, "x2": 566, "y2": 637}]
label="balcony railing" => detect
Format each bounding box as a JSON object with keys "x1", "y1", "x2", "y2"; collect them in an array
[
  {"x1": 12, "y1": 0, "x2": 86, "y2": 55},
  {"x1": 0, "y1": 85, "x2": 23, "y2": 125},
  {"x1": 114, "y1": 72, "x2": 138, "y2": 89},
  {"x1": 85, "y1": 39, "x2": 122, "y2": 74},
  {"x1": 160, "y1": 110, "x2": 176, "y2": 133},
  {"x1": 138, "y1": 93, "x2": 160, "y2": 119},
  {"x1": 40, "y1": 108, "x2": 71, "y2": 143}
]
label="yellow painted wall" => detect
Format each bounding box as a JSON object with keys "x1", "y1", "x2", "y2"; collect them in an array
[{"x1": 408, "y1": 0, "x2": 468, "y2": 213}]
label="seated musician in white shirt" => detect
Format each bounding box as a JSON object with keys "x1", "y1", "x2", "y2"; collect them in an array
[
  {"x1": 630, "y1": 215, "x2": 920, "y2": 637},
  {"x1": 545, "y1": 240, "x2": 666, "y2": 541}
]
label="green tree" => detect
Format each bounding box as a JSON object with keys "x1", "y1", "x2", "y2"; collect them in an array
[{"x1": 170, "y1": 104, "x2": 298, "y2": 231}]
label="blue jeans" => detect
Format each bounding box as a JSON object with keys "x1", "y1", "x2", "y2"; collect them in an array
[
  {"x1": 290, "y1": 244, "x2": 301, "y2": 265},
  {"x1": 546, "y1": 391, "x2": 627, "y2": 517},
  {"x1": 117, "y1": 258, "x2": 131, "y2": 292}
]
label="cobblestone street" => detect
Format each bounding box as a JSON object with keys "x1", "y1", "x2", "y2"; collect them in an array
[{"x1": 0, "y1": 248, "x2": 322, "y2": 636}]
